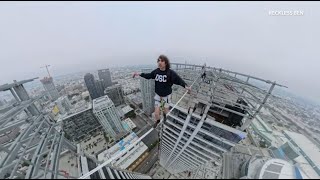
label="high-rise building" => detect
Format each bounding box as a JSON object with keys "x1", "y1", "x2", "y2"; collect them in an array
[
  {"x1": 104, "y1": 84, "x2": 124, "y2": 107},
  {"x1": 40, "y1": 77, "x2": 60, "y2": 101},
  {"x1": 55, "y1": 96, "x2": 72, "y2": 115},
  {"x1": 93, "y1": 95, "x2": 127, "y2": 139},
  {"x1": 84, "y1": 73, "x2": 103, "y2": 100},
  {"x1": 158, "y1": 63, "x2": 283, "y2": 175},
  {"x1": 95, "y1": 79, "x2": 105, "y2": 97},
  {"x1": 60, "y1": 105, "x2": 103, "y2": 143},
  {"x1": 140, "y1": 68, "x2": 155, "y2": 116},
  {"x1": 98, "y1": 69, "x2": 112, "y2": 89}
]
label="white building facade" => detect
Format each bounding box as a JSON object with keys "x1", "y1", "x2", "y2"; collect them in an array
[
  {"x1": 140, "y1": 68, "x2": 155, "y2": 116},
  {"x1": 93, "y1": 95, "x2": 127, "y2": 139}
]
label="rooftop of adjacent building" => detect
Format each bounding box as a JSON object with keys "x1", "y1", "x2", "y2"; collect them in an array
[
  {"x1": 92, "y1": 95, "x2": 114, "y2": 112},
  {"x1": 57, "y1": 103, "x2": 92, "y2": 123},
  {"x1": 256, "y1": 158, "x2": 297, "y2": 179},
  {"x1": 57, "y1": 151, "x2": 79, "y2": 179},
  {"x1": 189, "y1": 160, "x2": 221, "y2": 179},
  {"x1": 122, "y1": 118, "x2": 136, "y2": 131},
  {"x1": 55, "y1": 95, "x2": 69, "y2": 102},
  {"x1": 293, "y1": 156, "x2": 319, "y2": 179},
  {"x1": 40, "y1": 76, "x2": 54, "y2": 83},
  {"x1": 283, "y1": 130, "x2": 320, "y2": 172},
  {"x1": 97, "y1": 132, "x2": 148, "y2": 170},
  {"x1": 98, "y1": 68, "x2": 110, "y2": 72},
  {"x1": 265, "y1": 132, "x2": 320, "y2": 179},
  {"x1": 222, "y1": 143, "x2": 271, "y2": 179},
  {"x1": 249, "y1": 114, "x2": 286, "y2": 147},
  {"x1": 105, "y1": 83, "x2": 122, "y2": 90},
  {"x1": 122, "y1": 105, "x2": 134, "y2": 114},
  {"x1": 98, "y1": 132, "x2": 139, "y2": 159}
]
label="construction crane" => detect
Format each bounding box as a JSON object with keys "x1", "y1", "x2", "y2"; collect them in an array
[{"x1": 41, "y1": 64, "x2": 51, "y2": 78}]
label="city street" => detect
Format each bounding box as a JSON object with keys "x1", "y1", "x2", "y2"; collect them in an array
[
  {"x1": 136, "y1": 124, "x2": 151, "y2": 137},
  {"x1": 125, "y1": 97, "x2": 154, "y2": 132},
  {"x1": 139, "y1": 113, "x2": 154, "y2": 126},
  {"x1": 135, "y1": 144, "x2": 159, "y2": 174},
  {"x1": 130, "y1": 115, "x2": 147, "y2": 132},
  {"x1": 141, "y1": 129, "x2": 159, "y2": 148},
  {"x1": 133, "y1": 128, "x2": 159, "y2": 174}
]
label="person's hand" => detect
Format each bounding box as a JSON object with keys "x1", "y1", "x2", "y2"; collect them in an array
[
  {"x1": 185, "y1": 86, "x2": 191, "y2": 94},
  {"x1": 132, "y1": 72, "x2": 140, "y2": 78}
]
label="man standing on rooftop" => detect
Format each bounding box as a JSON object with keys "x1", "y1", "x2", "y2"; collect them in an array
[{"x1": 133, "y1": 55, "x2": 191, "y2": 128}]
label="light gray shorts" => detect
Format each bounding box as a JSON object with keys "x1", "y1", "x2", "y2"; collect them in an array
[{"x1": 154, "y1": 94, "x2": 171, "y2": 108}]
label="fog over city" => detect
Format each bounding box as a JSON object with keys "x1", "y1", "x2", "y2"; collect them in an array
[{"x1": 0, "y1": 1, "x2": 319, "y2": 103}]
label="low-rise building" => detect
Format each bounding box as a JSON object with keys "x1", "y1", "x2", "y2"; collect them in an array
[
  {"x1": 123, "y1": 118, "x2": 137, "y2": 130},
  {"x1": 98, "y1": 132, "x2": 148, "y2": 170}
]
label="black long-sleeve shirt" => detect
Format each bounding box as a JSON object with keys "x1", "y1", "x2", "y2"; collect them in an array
[{"x1": 140, "y1": 68, "x2": 187, "y2": 97}]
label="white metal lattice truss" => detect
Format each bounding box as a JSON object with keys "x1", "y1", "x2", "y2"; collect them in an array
[
  {"x1": 0, "y1": 79, "x2": 82, "y2": 179},
  {"x1": 0, "y1": 79, "x2": 149, "y2": 179}
]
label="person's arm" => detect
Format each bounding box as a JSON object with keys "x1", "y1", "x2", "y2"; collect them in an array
[
  {"x1": 171, "y1": 70, "x2": 187, "y2": 88},
  {"x1": 133, "y1": 69, "x2": 156, "y2": 79},
  {"x1": 140, "y1": 69, "x2": 156, "y2": 79},
  {"x1": 171, "y1": 70, "x2": 191, "y2": 93}
]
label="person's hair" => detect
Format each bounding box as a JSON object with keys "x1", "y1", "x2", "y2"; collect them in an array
[{"x1": 158, "y1": 55, "x2": 171, "y2": 69}]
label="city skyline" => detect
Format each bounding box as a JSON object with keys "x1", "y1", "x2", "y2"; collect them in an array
[{"x1": 0, "y1": 63, "x2": 319, "y2": 107}]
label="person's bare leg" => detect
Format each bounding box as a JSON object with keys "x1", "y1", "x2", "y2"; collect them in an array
[
  {"x1": 164, "y1": 107, "x2": 169, "y2": 116},
  {"x1": 155, "y1": 106, "x2": 160, "y2": 121},
  {"x1": 154, "y1": 106, "x2": 160, "y2": 128}
]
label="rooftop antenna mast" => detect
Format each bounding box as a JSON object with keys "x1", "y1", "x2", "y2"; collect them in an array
[{"x1": 41, "y1": 64, "x2": 51, "y2": 78}]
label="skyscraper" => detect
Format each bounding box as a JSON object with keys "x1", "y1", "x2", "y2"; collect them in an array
[
  {"x1": 140, "y1": 68, "x2": 155, "y2": 116},
  {"x1": 93, "y1": 95, "x2": 127, "y2": 139},
  {"x1": 98, "y1": 69, "x2": 112, "y2": 89},
  {"x1": 158, "y1": 63, "x2": 282, "y2": 175},
  {"x1": 40, "y1": 77, "x2": 60, "y2": 101},
  {"x1": 84, "y1": 73, "x2": 103, "y2": 100},
  {"x1": 55, "y1": 96, "x2": 72, "y2": 115},
  {"x1": 104, "y1": 84, "x2": 124, "y2": 107},
  {"x1": 61, "y1": 105, "x2": 103, "y2": 143},
  {"x1": 95, "y1": 79, "x2": 105, "y2": 97}
]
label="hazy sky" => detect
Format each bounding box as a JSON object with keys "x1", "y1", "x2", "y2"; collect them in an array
[{"x1": 0, "y1": 2, "x2": 319, "y2": 103}]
